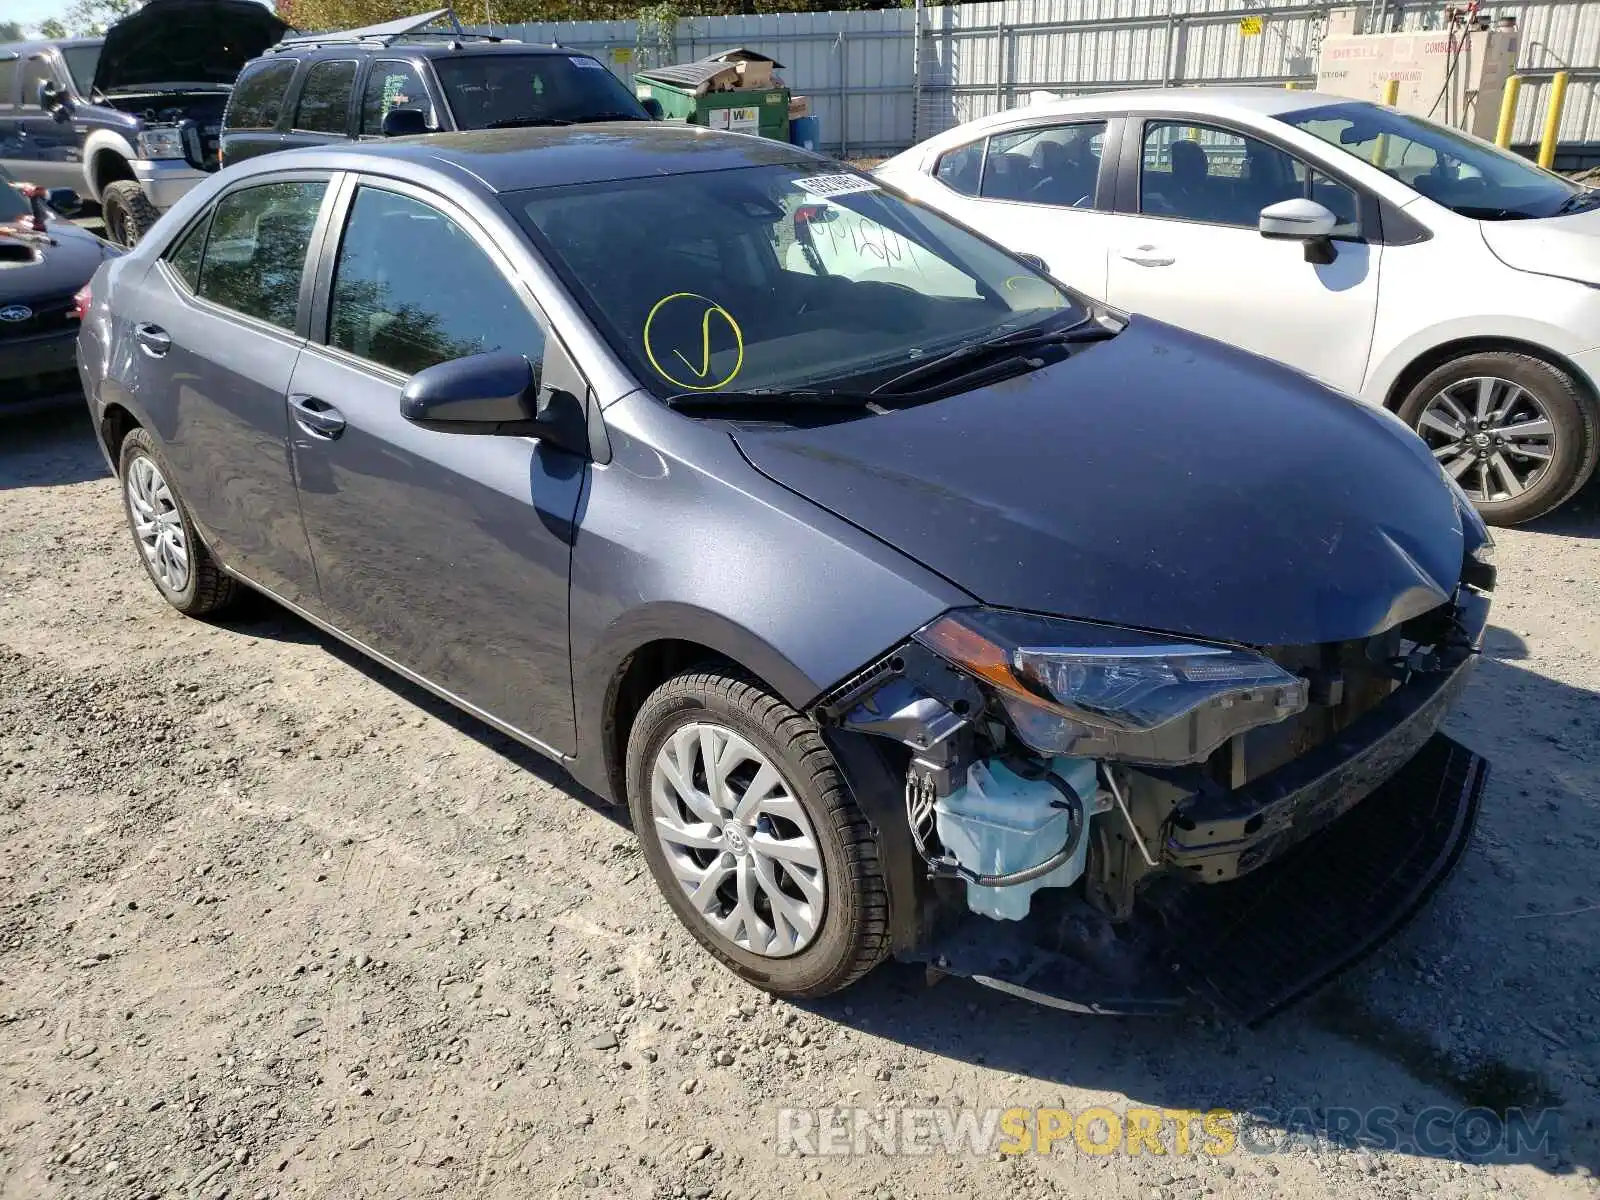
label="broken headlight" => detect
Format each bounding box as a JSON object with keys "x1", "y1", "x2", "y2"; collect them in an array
[{"x1": 914, "y1": 609, "x2": 1308, "y2": 765}]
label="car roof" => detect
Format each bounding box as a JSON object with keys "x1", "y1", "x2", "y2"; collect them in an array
[
  {"x1": 266, "y1": 40, "x2": 587, "y2": 62},
  {"x1": 232, "y1": 123, "x2": 819, "y2": 194},
  {"x1": 943, "y1": 86, "x2": 1357, "y2": 137}
]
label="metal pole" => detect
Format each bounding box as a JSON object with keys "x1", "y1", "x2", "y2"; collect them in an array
[
  {"x1": 838, "y1": 31, "x2": 849, "y2": 159},
  {"x1": 912, "y1": 0, "x2": 924, "y2": 144},
  {"x1": 996, "y1": 24, "x2": 1008, "y2": 113},
  {"x1": 1538, "y1": 70, "x2": 1569, "y2": 169},
  {"x1": 1495, "y1": 75, "x2": 1521, "y2": 148}
]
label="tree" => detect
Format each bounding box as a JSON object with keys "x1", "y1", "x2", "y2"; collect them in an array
[
  {"x1": 0, "y1": 21, "x2": 26, "y2": 40},
  {"x1": 37, "y1": 18, "x2": 70, "y2": 37},
  {"x1": 59, "y1": 0, "x2": 145, "y2": 36}
]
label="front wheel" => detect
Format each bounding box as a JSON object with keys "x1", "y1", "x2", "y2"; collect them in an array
[
  {"x1": 100, "y1": 179, "x2": 161, "y2": 248},
  {"x1": 1398, "y1": 351, "x2": 1598, "y2": 526},
  {"x1": 625, "y1": 668, "x2": 890, "y2": 997}
]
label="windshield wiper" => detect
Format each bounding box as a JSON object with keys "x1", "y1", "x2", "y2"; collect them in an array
[
  {"x1": 872, "y1": 316, "x2": 1117, "y2": 396},
  {"x1": 662, "y1": 389, "x2": 887, "y2": 416},
  {"x1": 484, "y1": 116, "x2": 571, "y2": 129},
  {"x1": 1553, "y1": 190, "x2": 1600, "y2": 216}
]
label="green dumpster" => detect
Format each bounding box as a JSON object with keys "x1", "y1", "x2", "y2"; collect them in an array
[{"x1": 635, "y1": 49, "x2": 791, "y2": 141}]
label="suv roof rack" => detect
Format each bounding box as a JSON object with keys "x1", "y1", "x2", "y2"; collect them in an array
[{"x1": 267, "y1": 6, "x2": 507, "y2": 54}]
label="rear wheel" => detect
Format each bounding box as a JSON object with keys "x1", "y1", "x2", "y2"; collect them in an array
[
  {"x1": 625, "y1": 668, "x2": 890, "y2": 997},
  {"x1": 118, "y1": 428, "x2": 238, "y2": 617},
  {"x1": 100, "y1": 179, "x2": 161, "y2": 248},
  {"x1": 1398, "y1": 351, "x2": 1598, "y2": 526}
]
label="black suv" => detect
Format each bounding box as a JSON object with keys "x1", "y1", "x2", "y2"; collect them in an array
[
  {"x1": 221, "y1": 14, "x2": 655, "y2": 166},
  {"x1": 0, "y1": 0, "x2": 286, "y2": 246}
]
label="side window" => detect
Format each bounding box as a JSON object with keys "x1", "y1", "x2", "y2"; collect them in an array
[
  {"x1": 980, "y1": 121, "x2": 1107, "y2": 208},
  {"x1": 933, "y1": 141, "x2": 982, "y2": 197},
  {"x1": 327, "y1": 187, "x2": 545, "y2": 376},
  {"x1": 226, "y1": 59, "x2": 297, "y2": 130},
  {"x1": 164, "y1": 212, "x2": 212, "y2": 292},
  {"x1": 0, "y1": 56, "x2": 18, "y2": 107},
  {"x1": 359, "y1": 60, "x2": 435, "y2": 135},
  {"x1": 1291, "y1": 160, "x2": 1363, "y2": 237},
  {"x1": 195, "y1": 181, "x2": 326, "y2": 330},
  {"x1": 293, "y1": 60, "x2": 358, "y2": 134},
  {"x1": 19, "y1": 54, "x2": 60, "y2": 108}
]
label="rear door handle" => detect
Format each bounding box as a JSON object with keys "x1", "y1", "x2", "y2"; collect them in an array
[
  {"x1": 134, "y1": 323, "x2": 171, "y2": 356},
  {"x1": 289, "y1": 393, "x2": 346, "y2": 440},
  {"x1": 1119, "y1": 245, "x2": 1175, "y2": 267}
]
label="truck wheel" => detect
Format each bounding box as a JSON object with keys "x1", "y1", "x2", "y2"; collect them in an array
[
  {"x1": 101, "y1": 179, "x2": 161, "y2": 248},
  {"x1": 1398, "y1": 351, "x2": 1598, "y2": 526},
  {"x1": 119, "y1": 428, "x2": 238, "y2": 617},
  {"x1": 625, "y1": 668, "x2": 890, "y2": 998}
]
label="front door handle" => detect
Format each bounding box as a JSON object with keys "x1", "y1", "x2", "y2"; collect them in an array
[
  {"x1": 1119, "y1": 245, "x2": 1175, "y2": 267},
  {"x1": 134, "y1": 322, "x2": 171, "y2": 356},
  {"x1": 289, "y1": 393, "x2": 346, "y2": 440}
]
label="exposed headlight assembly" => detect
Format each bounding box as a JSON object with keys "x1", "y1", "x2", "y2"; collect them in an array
[
  {"x1": 136, "y1": 127, "x2": 186, "y2": 160},
  {"x1": 915, "y1": 608, "x2": 1308, "y2": 765}
]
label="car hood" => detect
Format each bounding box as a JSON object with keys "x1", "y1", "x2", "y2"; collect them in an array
[
  {"x1": 0, "y1": 222, "x2": 112, "y2": 304},
  {"x1": 93, "y1": 0, "x2": 287, "y2": 95},
  {"x1": 1479, "y1": 203, "x2": 1600, "y2": 286},
  {"x1": 732, "y1": 318, "x2": 1466, "y2": 648}
]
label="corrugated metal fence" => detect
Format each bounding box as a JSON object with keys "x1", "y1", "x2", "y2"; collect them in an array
[{"x1": 481, "y1": 0, "x2": 1600, "y2": 160}]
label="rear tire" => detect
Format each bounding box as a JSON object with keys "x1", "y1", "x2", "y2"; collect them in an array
[
  {"x1": 100, "y1": 179, "x2": 161, "y2": 248},
  {"x1": 118, "y1": 428, "x2": 238, "y2": 618},
  {"x1": 1397, "y1": 351, "x2": 1598, "y2": 526},
  {"x1": 625, "y1": 667, "x2": 890, "y2": 998}
]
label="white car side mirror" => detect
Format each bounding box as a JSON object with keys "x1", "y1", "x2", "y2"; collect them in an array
[{"x1": 1258, "y1": 198, "x2": 1338, "y2": 240}]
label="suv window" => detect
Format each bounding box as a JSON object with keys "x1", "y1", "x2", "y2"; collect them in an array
[
  {"x1": 328, "y1": 186, "x2": 544, "y2": 376},
  {"x1": 19, "y1": 54, "x2": 59, "y2": 108},
  {"x1": 981, "y1": 121, "x2": 1106, "y2": 207},
  {"x1": 227, "y1": 59, "x2": 297, "y2": 130},
  {"x1": 1139, "y1": 121, "x2": 1360, "y2": 235},
  {"x1": 0, "y1": 57, "x2": 17, "y2": 107},
  {"x1": 359, "y1": 60, "x2": 434, "y2": 135},
  {"x1": 432, "y1": 53, "x2": 644, "y2": 129},
  {"x1": 195, "y1": 181, "x2": 326, "y2": 330},
  {"x1": 293, "y1": 59, "x2": 358, "y2": 134},
  {"x1": 61, "y1": 45, "x2": 99, "y2": 94}
]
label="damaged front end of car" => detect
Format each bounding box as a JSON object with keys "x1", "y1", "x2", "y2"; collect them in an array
[{"x1": 812, "y1": 547, "x2": 1495, "y2": 1026}]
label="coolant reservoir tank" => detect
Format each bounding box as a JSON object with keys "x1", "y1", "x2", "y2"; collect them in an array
[{"x1": 934, "y1": 758, "x2": 1097, "y2": 921}]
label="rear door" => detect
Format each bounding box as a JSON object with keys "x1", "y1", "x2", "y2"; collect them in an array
[
  {"x1": 285, "y1": 175, "x2": 585, "y2": 755},
  {"x1": 220, "y1": 58, "x2": 297, "y2": 165},
  {"x1": 281, "y1": 58, "x2": 358, "y2": 152},
  {"x1": 1100, "y1": 117, "x2": 1380, "y2": 396},
  {"x1": 120, "y1": 173, "x2": 332, "y2": 606},
  {"x1": 902, "y1": 117, "x2": 1125, "y2": 297}
]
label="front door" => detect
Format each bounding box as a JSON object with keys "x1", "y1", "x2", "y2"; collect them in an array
[
  {"x1": 11, "y1": 52, "x2": 81, "y2": 190},
  {"x1": 124, "y1": 175, "x2": 329, "y2": 606},
  {"x1": 287, "y1": 179, "x2": 584, "y2": 754},
  {"x1": 1102, "y1": 118, "x2": 1379, "y2": 397}
]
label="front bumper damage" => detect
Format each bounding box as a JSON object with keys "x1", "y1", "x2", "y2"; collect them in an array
[{"x1": 815, "y1": 586, "x2": 1491, "y2": 1026}]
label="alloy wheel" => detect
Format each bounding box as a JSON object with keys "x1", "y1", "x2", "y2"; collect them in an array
[
  {"x1": 649, "y1": 722, "x2": 826, "y2": 957},
  {"x1": 126, "y1": 455, "x2": 190, "y2": 593},
  {"x1": 1416, "y1": 376, "x2": 1555, "y2": 504}
]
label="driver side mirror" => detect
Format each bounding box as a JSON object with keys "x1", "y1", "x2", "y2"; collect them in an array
[
  {"x1": 1258, "y1": 198, "x2": 1339, "y2": 265},
  {"x1": 37, "y1": 80, "x2": 71, "y2": 120},
  {"x1": 381, "y1": 107, "x2": 433, "y2": 138},
  {"x1": 401, "y1": 350, "x2": 589, "y2": 456}
]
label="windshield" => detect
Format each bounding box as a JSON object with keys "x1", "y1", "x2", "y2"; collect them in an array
[
  {"x1": 507, "y1": 161, "x2": 1081, "y2": 399},
  {"x1": 62, "y1": 45, "x2": 101, "y2": 94},
  {"x1": 433, "y1": 53, "x2": 648, "y2": 128},
  {"x1": 1281, "y1": 101, "x2": 1586, "y2": 220}
]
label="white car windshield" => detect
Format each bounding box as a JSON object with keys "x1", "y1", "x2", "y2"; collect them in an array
[
  {"x1": 508, "y1": 162, "x2": 1080, "y2": 399},
  {"x1": 1282, "y1": 101, "x2": 1595, "y2": 220}
]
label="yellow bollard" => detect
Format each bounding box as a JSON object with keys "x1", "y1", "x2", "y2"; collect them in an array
[
  {"x1": 1538, "y1": 71, "x2": 1569, "y2": 168},
  {"x1": 1495, "y1": 75, "x2": 1521, "y2": 147},
  {"x1": 1381, "y1": 79, "x2": 1399, "y2": 105}
]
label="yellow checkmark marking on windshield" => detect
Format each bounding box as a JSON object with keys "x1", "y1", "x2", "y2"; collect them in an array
[{"x1": 643, "y1": 292, "x2": 745, "y2": 391}]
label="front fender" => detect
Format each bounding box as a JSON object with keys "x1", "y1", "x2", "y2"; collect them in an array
[{"x1": 81, "y1": 128, "x2": 139, "y2": 202}]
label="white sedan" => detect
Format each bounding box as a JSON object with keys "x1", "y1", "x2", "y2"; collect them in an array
[{"x1": 876, "y1": 87, "x2": 1600, "y2": 525}]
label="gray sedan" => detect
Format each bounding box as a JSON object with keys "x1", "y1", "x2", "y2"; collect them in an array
[{"x1": 76, "y1": 125, "x2": 1495, "y2": 1021}]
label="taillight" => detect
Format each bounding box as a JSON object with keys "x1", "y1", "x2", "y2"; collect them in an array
[{"x1": 71, "y1": 283, "x2": 92, "y2": 320}]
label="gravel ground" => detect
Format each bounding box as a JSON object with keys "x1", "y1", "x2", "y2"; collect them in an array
[{"x1": 1, "y1": 408, "x2": 1598, "y2": 1200}]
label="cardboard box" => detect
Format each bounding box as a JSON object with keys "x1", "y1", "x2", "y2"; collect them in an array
[{"x1": 788, "y1": 94, "x2": 810, "y2": 120}]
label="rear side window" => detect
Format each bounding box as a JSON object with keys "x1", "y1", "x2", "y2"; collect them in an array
[
  {"x1": 359, "y1": 60, "x2": 434, "y2": 135},
  {"x1": 195, "y1": 181, "x2": 326, "y2": 330},
  {"x1": 933, "y1": 142, "x2": 982, "y2": 196},
  {"x1": 981, "y1": 121, "x2": 1106, "y2": 207},
  {"x1": 327, "y1": 186, "x2": 544, "y2": 375},
  {"x1": 0, "y1": 57, "x2": 18, "y2": 106},
  {"x1": 293, "y1": 60, "x2": 358, "y2": 134},
  {"x1": 226, "y1": 59, "x2": 296, "y2": 130},
  {"x1": 164, "y1": 213, "x2": 212, "y2": 292}
]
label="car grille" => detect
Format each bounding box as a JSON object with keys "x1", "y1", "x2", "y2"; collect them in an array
[{"x1": 0, "y1": 293, "x2": 78, "y2": 342}]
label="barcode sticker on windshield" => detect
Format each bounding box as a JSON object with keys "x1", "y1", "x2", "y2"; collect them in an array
[
  {"x1": 570, "y1": 56, "x2": 605, "y2": 69},
  {"x1": 795, "y1": 173, "x2": 880, "y2": 198}
]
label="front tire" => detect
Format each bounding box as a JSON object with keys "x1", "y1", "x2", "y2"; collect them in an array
[
  {"x1": 625, "y1": 668, "x2": 890, "y2": 997},
  {"x1": 1398, "y1": 351, "x2": 1598, "y2": 526},
  {"x1": 118, "y1": 428, "x2": 238, "y2": 617},
  {"x1": 100, "y1": 179, "x2": 161, "y2": 248}
]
